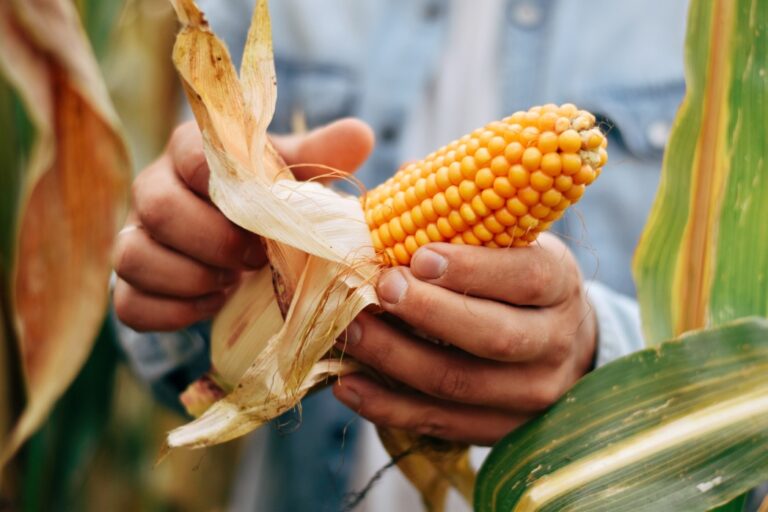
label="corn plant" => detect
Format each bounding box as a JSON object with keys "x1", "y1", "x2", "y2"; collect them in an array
[{"x1": 474, "y1": 0, "x2": 768, "y2": 509}]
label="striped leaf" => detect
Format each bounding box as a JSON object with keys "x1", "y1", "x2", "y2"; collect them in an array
[
  {"x1": 633, "y1": 0, "x2": 768, "y2": 344},
  {"x1": 475, "y1": 318, "x2": 768, "y2": 511}
]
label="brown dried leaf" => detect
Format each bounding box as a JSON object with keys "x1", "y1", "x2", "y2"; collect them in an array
[{"x1": 0, "y1": 0, "x2": 130, "y2": 464}]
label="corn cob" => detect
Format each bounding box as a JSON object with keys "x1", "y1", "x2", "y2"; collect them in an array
[{"x1": 363, "y1": 103, "x2": 607, "y2": 266}]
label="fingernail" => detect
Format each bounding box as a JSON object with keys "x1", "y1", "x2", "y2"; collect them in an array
[
  {"x1": 196, "y1": 293, "x2": 226, "y2": 313},
  {"x1": 242, "y1": 244, "x2": 265, "y2": 268},
  {"x1": 339, "y1": 320, "x2": 362, "y2": 346},
  {"x1": 335, "y1": 385, "x2": 361, "y2": 409},
  {"x1": 217, "y1": 269, "x2": 239, "y2": 287},
  {"x1": 377, "y1": 269, "x2": 408, "y2": 305},
  {"x1": 411, "y1": 248, "x2": 447, "y2": 280}
]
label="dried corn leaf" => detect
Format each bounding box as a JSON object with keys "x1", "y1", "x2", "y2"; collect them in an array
[
  {"x1": 0, "y1": 0, "x2": 129, "y2": 464},
  {"x1": 378, "y1": 427, "x2": 475, "y2": 512}
]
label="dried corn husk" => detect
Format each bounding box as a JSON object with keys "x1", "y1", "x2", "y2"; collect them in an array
[
  {"x1": 164, "y1": 1, "x2": 474, "y2": 508},
  {"x1": 165, "y1": 0, "x2": 376, "y2": 447}
]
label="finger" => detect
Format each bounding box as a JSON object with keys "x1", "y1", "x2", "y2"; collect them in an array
[
  {"x1": 113, "y1": 279, "x2": 226, "y2": 332},
  {"x1": 113, "y1": 226, "x2": 239, "y2": 297},
  {"x1": 333, "y1": 374, "x2": 528, "y2": 445},
  {"x1": 168, "y1": 121, "x2": 210, "y2": 198},
  {"x1": 272, "y1": 118, "x2": 374, "y2": 181},
  {"x1": 336, "y1": 313, "x2": 567, "y2": 411},
  {"x1": 409, "y1": 233, "x2": 578, "y2": 307},
  {"x1": 376, "y1": 267, "x2": 561, "y2": 362},
  {"x1": 132, "y1": 161, "x2": 266, "y2": 269}
]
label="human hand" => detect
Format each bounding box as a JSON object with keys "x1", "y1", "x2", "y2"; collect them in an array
[
  {"x1": 333, "y1": 233, "x2": 597, "y2": 445},
  {"x1": 114, "y1": 118, "x2": 374, "y2": 331}
]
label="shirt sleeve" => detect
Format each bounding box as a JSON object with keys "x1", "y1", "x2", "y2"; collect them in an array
[
  {"x1": 585, "y1": 280, "x2": 646, "y2": 367},
  {"x1": 111, "y1": 312, "x2": 212, "y2": 412}
]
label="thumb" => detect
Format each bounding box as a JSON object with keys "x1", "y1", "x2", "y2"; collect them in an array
[{"x1": 271, "y1": 118, "x2": 375, "y2": 181}]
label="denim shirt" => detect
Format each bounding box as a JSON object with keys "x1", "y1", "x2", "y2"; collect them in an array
[{"x1": 118, "y1": 1, "x2": 688, "y2": 510}]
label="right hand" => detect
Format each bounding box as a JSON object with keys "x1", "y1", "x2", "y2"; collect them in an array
[{"x1": 113, "y1": 118, "x2": 374, "y2": 331}]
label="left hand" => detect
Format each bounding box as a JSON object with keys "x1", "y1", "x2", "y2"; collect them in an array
[{"x1": 332, "y1": 233, "x2": 597, "y2": 445}]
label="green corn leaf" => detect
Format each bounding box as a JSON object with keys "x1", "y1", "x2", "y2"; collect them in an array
[
  {"x1": 474, "y1": 318, "x2": 768, "y2": 511},
  {"x1": 633, "y1": 0, "x2": 768, "y2": 344}
]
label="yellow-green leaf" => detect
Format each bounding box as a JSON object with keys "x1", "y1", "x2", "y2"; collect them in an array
[
  {"x1": 475, "y1": 318, "x2": 768, "y2": 511},
  {"x1": 633, "y1": 0, "x2": 768, "y2": 343}
]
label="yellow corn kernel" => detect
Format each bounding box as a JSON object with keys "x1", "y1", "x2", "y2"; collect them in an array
[
  {"x1": 393, "y1": 243, "x2": 410, "y2": 265},
  {"x1": 472, "y1": 223, "x2": 494, "y2": 242},
  {"x1": 445, "y1": 185, "x2": 462, "y2": 208},
  {"x1": 480, "y1": 189, "x2": 506, "y2": 210},
  {"x1": 448, "y1": 210, "x2": 468, "y2": 232},
  {"x1": 504, "y1": 141, "x2": 524, "y2": 163},
  {"x1": 561, "y1": 153, "x2": 582, "y2": 175},
  {"x1": 494, "y1": 232, "x2": 513, "y2": 246},
  {"x1": 519, "y1": 187, "x2": 540, "y2": 206},
  {"x1": 495, "y1": 208, "x2": 517, "y2": 227},
  {"x1": 389, "y1": 217, "x2": 406, "y2": 242},
  {"x1": 491, "y1": 156, "x2": 510, "y2": 176},
  {"x1": 493, "y1": 177, "x2": 515, "y2": 198},
  {"x1": 437, "y1": 217, "x2": 457, "y2": 238},
  {"x1": 415, "y1": 229, "x2": 430, "y2": 246},
  {"x1": 538, "y1": 131, "x2": 559, "y2": 153},
  {"x1": 404, "y1": 235, "x2": 419, "y2": 255},
  {"x1": 459, "y1": 180, "x2": 479, "y2": 201},
  {"x1": 530, "y1": 171, "x2": 554, "y2": 192},
  {"x1": 448, "y1": 162, "x2": 463, "y2": 185},
  {"x1": 522, "y1": 147, "x2": 542, "y2": 170},
  {"x1": 475, "y1": 168, "x2": 495, "y2": 189},
  {"x1": 400, "y1": 211, "x2": 416, "y2": 234},
  {"x1": 426, "y1": 223, "x2": 443, "y2": 242},
  {"x1": 433, "y1": 193, "x2": 451, "y2": 216},
  {"x1": 471, "y1": 195, "x2": 491, "y2": 217},
  {"x1": 363, "y1": 104, "x2": 606, "y2": 264},
  {"x1": 506, "y1": 197, "x2": 528, "y2": 217},
  {"x1": 483, "y1": 215, "x2": 506, "y2": 234}
]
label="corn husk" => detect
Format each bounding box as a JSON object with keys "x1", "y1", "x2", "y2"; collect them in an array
[
  {"x1": 165, "y1": 0, "x2": 377, "y2": 448},
  {"x1": 0, "y1": 0, "x2": 130, "y2": 465}
]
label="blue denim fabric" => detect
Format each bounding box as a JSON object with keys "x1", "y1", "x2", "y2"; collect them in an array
[{"x1": 118, "y1": 1, "x2": 691, "y2": 509}]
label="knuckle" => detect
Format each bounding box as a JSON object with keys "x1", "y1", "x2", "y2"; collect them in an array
[
  {"x1": 526, "y1": 259, "x2": 554, "y2": 303},
  {"x1": 213, "y1": 225, "x2": 244, "y2": 260},
  {"x1": 414, "y1": 411, "x2": 448, "y2": 438},
  {"x1": 431, "y1": 365, "x2": 471, "y2": 400},
  {"x1": 547, "y1": 332, "x2": 573, "y2": 365},
  {"x1": 529, "y1": 381, "x2": 562, "y2": 410},
  {"x1": 113, "y1": 283, "x2": 143, "y2": 330},
  {"x1": 136, "y1": 186, "x2": 174, "y2": 234},
  {"x1": 486, "y1": 325, "x2": 530, "y2": 361},
  {"x1": 112, "y1": 234, "x2": 140, "y2": 278},
  {"x1": 169, "y1": 122, "x2": 194, "y2": 151}
]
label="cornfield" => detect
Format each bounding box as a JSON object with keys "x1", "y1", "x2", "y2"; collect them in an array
[{"x1": 0, "y1": 0, "x2": 766, "y2": 511}]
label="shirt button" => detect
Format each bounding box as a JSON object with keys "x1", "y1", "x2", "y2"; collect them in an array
[
  {"x1": 510, "y1": 1, "x2": 543, "y2": 29},
  {"x1": 646, "y1": 120, "x2": 670, "y2": 150},
  {"x1": 381, "y1": 125, "x2": 399, "y2": 143},
  {"x1": 423, "y1": 2, "x2": 444, "y2": 22}
]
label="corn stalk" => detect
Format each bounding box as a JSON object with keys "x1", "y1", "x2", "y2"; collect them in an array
[{"x1": 475, "y1": 0, "x2": 768, "y2": 509}]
